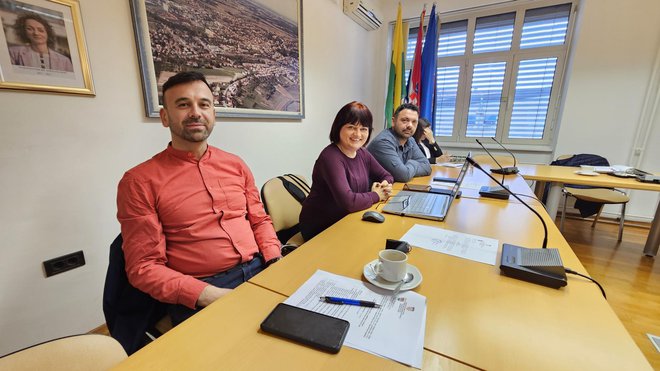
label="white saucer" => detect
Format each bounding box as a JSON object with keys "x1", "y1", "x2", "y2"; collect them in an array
[
  {"x1": 362, "y1": 259, "x2": 423, "y2": 291},
  {"x1": 575, "y1": 170, "x2": 599, "y2": 176}
]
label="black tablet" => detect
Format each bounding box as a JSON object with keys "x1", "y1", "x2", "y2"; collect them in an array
[
  {"x1": 260, "y1": 303, "x2": 349, "y2": 353},
  {"x1": 433, "y1": 176, "x2": 457, "y2": 183}
]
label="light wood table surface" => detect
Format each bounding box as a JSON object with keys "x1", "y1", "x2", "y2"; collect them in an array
[
  {"x1": 250, "y1": 197, "x2": 651, "y2": 370},
  {"x1": 518, "y1": 164, "x2": 660, "y2": 256},
  {"x1": 112, "y1": 281, "x2": 474, "y2": 370},
  {"x1": 399, "y1": 164, "x2": 537, "y2": 201}
]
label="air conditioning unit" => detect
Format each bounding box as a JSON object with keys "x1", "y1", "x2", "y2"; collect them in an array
[{"x1": 343, "y1": 0, "x2": 382, "y2": 31}]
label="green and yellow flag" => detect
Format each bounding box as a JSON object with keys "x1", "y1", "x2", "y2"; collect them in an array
[{"x1": 385, "y1": 2, "x2": 406, "y2": 128}]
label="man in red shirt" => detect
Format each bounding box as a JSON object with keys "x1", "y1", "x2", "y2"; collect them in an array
[{"x1": 117, "y1": 71, "x2": 281, "y2": 325}]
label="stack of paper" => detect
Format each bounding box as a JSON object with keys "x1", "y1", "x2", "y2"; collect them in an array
[
  {"x1": 401, "y1": 224, "x2": 499, "y2": 265},
  {"x1": 284, "y1": 270, "x2": 426, "y2": 368}
]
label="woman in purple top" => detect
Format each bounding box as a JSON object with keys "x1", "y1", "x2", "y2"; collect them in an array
[{"x1": 299, "y1": 102, "x2": 394, "y2": 241}]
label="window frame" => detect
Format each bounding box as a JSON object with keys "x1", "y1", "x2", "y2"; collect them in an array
[{"x1": 403, "y1": 0, "x2": 578, "y2": 149}]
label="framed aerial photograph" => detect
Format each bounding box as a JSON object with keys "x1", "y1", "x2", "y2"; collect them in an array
[
  {"x1": 130, "y1": 0, "x2": 304, "y2": 119},
  {"x1": 0, "y1": 0, "x2": 94, "y2": 95}
]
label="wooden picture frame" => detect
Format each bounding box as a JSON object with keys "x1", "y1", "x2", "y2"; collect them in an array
[
  {"x1": 130, "y1": 0, "x2": 304, "y2": 119},
  {"x1": 0, "y1": 0, "x2": 94, "y2": 95}
]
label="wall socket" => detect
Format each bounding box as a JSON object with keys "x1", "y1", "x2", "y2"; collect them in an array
[{"x1": 43, "y1": 250, "x2": 85, "y2": 277}]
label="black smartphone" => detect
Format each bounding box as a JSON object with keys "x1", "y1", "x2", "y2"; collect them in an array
[
  {"x1": 386, "y1": 239, "x2": 412, "y2": 253},
  {"x1": 260, "y1": 303, "x2": 350, "y2": 354}
]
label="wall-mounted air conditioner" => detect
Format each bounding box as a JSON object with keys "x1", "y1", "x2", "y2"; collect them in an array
[{"x1": 343, "y1": 0, "x2": 382, "y2": 31}]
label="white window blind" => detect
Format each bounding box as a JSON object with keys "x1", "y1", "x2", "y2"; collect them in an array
[
  {"x1": 509, "y1": 57, "x2": 558, "y2": 139},
  {"x1": 520, "y1": 4, "x2": 571, "y2": 49},
  {"x1": 466, "y1": 62, "x2": 506, "y2": 137},
  {"x1": 473, "y1": 13, "x2": 515, "y2": 54}
]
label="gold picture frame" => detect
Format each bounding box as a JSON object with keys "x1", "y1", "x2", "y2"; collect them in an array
[{"x1": 0, "y1": 0, "x2": 94, "y2": 95}]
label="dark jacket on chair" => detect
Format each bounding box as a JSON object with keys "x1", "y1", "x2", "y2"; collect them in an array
[{"x1": 102, "y1": 234, "x2": 167, "y2": 355}]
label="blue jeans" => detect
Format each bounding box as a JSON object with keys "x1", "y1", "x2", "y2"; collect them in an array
[{"x1": 168, "y1": 257, "x2": 264, "y2": 326}]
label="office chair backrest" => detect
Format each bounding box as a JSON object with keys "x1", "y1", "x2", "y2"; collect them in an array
[
  {"x1": 261, "y1": 174, "x2": 310, "y2": 243},
  {"x1": 0, "y1": 334, "x2": 127, "y2": 370}
]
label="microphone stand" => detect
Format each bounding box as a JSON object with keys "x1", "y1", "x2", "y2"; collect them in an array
[
  {"x1": 475, "y1": 139, "x2": 510, "y2": 199},
  {"x1": 490, "y1": 136, "x2": 519, "y2": 174},
  {"x1": 467, "y1": 156, "x2": 567, "y2": 288}
]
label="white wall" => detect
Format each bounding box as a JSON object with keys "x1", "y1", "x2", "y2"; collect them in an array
[
  {"x1": 0, "y1": 0, "x2": 388, "y2": 355},
  {"x1": 1, "y1": 0, "x2": 659, "y2": 356},
  {"x1": 555, "y1": 0, "x2": 660, "y2": 220}
]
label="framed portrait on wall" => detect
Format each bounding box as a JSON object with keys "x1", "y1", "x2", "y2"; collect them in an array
[
  {"x1": 130, "y1": 0, "x2": 304, "y2": 119},
  {"x1": 0, "y1": 0, "x2": 94, "y2": 95}
]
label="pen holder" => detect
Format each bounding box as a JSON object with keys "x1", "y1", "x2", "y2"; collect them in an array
[{"x1": 386, "y1": 239, "x2": 412, "y2": 254}]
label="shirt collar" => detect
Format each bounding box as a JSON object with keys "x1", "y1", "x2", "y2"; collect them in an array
[
  {"x1": 388, "y1": 129, "x2": 411, "y2": 150},
  {"x1": 165, "y1": 142, "x2": 212, "y2": 162}
]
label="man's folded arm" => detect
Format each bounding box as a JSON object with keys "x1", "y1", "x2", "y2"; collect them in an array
[
  {"x1": 410, "y1": 143, "x2": 432, "y2": 177},
  {"x1": 369, "y1": 141, "x2": 414, "y2": 182},
  {"x1": 117, "y1": 176, "x2": 208, "y2": 309}
]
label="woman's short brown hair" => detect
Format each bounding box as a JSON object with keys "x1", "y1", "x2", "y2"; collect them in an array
[{"x1": 329, "y1": 101, "x2": 374, "y2": 144}]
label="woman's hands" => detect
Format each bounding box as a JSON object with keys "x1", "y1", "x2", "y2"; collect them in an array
[
  {"x1": 371, "y1": 180, "x2": 393, "y2": 201},
  {"x1": 423, "y1": 126, "x2": 436, "y2": 143},
  {"x1": 437, "y1": 154, "x2": 453, "y2": 163}
]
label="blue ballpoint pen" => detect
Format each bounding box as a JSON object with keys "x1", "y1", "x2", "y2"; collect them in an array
[{"x1": 320, "y1": 296, "x2": 381, "y2": 308}]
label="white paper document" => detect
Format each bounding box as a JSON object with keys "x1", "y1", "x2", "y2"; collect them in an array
[
  {"x1": 462, "y1": 181, "x2": 487, "y2": 191},
  {"x1": 401, "y1": 224, "x2": 499, "y2": 265},
  {"x1": 284, "y1": 270, "x2": 426, "y2": 368},
  {"x1": 438, "y1": 162, "x2": 463, "y2": 168},
  {"x1": 431, "y1": 180, "x2": 481, "y2": 191}
]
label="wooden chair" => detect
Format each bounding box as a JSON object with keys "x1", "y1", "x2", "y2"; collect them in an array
[
  {"x1": 556, "y1": 154, "x2": 630, "y2": 241},
  {"x1": 0, "y1": 334, "x2": 126, "y2": 370},
  {"x1": 261, "y1": 174, "x2": 310, "y2": 252},
  {"x1": 560, "y1": 187, "x2": 629, "y2": 241}
]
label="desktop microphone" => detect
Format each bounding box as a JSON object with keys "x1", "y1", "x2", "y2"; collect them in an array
[
  {"x1": 466, "y1": 157, "x2": 567, "y2": 289},
  {"x1": 490, "y1": 137, "x2": 519, "y2": 174},
  {"x1": 474, "y1": 139, "x2": 517, "y2": 175},
  {"x1": 475, "y1": 139, "x2": 510, "y2": 200}
]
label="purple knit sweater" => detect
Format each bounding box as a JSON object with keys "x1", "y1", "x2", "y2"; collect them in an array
[{"x1": 299, "y1": 144, "x2": 393, "y2": 240}]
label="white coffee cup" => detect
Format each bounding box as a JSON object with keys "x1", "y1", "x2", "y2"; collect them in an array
[
  {"x1": 373, "y1": 249, "x2": 408, "y2": 282},
  {"x1": 580, "y1": 165, "x2": 595, "y2": 173}
]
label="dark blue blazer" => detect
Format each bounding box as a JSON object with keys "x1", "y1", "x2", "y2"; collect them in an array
[{"x1": 102, "y1": 234, "x2": 167, "y2": 355}]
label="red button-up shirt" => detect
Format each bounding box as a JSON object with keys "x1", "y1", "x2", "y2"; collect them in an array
[{"x1": 117, "y1": 144, "x2": 281, "y2": 309}]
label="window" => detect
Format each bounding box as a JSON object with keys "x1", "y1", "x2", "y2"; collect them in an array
[{"x1": 405, "y1": 1, "x2": 576, "y2": 147}]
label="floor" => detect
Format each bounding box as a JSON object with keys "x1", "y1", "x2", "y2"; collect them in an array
[{"x1": 560, "y1": 216, "x2": 659, "y2": 370}]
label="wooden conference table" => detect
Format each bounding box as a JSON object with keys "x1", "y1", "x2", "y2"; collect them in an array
[
  {"x1": 113, "y1": 165, "x2": 651, "y2": 370},
  {"x1": 114, "y1": 283, "x2": 468, "y2": 370},
  {"x1": 517, "y1": 164, "x2": 660, "y2": 256}
]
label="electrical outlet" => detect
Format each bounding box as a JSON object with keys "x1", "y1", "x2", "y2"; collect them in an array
[{"x1": 43, "y1": 251, "x2": 85, "y2": 277}]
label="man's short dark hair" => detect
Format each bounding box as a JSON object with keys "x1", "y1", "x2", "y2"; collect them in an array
[
  {"x1": 161, "y1": 71, "x2": 213, "y2": 105},
  {"x1": 393, "y1": 103, "x2": 420, "y2": 119},
  {"x1": 329, "y1": 101, "x2": 374, "y2": 145}
]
